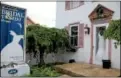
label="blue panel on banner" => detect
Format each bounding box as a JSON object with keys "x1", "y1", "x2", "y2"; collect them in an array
[{"x1": 0, "y1": 4, "x2": 26, "y2": 62}]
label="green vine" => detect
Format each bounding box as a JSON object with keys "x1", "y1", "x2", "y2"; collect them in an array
[{"x1": 104, "y1": 19, "x2": 121, "y2": 48}]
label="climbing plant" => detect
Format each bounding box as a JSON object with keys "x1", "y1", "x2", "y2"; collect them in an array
[
  {"x1": 26, "y1": 24, "x2": 69, "y2": 66},
  {"x1": 104, "y1": 19, "x2": 121, "y2": 48}
]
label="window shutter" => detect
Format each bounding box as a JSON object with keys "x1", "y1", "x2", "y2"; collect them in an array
[
  {"x1": 78, "y1": 23, "x2": 84, "y2": 48},
  {"x1": 65, "y1": 25, "x2": 70, "y2": 35},
  {"x1": 65, "y1": 1, "x2": 70, "y2": 10},
  {"x1": 65, "y1": 25, "x2": 71, "y2": 47}
]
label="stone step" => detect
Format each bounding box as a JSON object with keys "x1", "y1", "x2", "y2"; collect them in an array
[
  {"x1": 54, "y1": 63, "x2": 120, "y2": 77},
  {"x1": 55, "y1": 65, "x2": 85, "y2": 77}
]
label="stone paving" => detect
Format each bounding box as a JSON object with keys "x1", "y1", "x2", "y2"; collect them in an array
[{"x1": 55, "y1": 63, "x2": 120, "y2": 77}]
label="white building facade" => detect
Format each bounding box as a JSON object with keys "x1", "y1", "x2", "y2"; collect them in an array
[{"x1": 56, "y1": 1, "x2": 120, "y2": 69}]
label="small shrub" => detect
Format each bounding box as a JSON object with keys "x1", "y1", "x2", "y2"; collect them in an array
[{"x1": 24, "y1": 64, "x2": 61, "y2": 77}]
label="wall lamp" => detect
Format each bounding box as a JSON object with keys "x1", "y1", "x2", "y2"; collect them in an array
[{"x1": 84, "y1": 24, "x2": 90, "y2": 35}]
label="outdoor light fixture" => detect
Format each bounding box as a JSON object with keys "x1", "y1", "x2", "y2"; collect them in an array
[{"x1": 84, "y1": 24, "x2": 90, "y2": 35}]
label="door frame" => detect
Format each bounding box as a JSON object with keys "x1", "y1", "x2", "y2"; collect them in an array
[
  {"x1": 94, "y1": 26, "x2": 107, "y2": 65},
  {"x1": 92, "y1": 22, "x2": 109, "y2": 65}
]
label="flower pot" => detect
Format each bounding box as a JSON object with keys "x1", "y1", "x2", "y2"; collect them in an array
[
  {"x1": 102, "y1": 60, "x2": 111, "y2": 69},
  {"x1": 118, "y1": 75, "x2": 121, "y2": 77},
  {"x1": 69, "y1": 59, "x2": 75, "y2": 63}
]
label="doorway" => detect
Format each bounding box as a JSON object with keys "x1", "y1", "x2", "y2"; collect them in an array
[{"x1": 94, "y1": 26, "x2": 106, "y2": 65}]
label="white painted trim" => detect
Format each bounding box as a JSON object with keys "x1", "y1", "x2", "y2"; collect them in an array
[
  {"x1": 93, "y1": 23, "x2": 108, "y2": 27},
  {"x1": 69, "y1": 24, "x2": 79, "y2": 46}
]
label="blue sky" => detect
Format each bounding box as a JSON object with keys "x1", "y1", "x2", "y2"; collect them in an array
[{"x1": 3, "y1": 2, "x2": 56, "y2": 27}]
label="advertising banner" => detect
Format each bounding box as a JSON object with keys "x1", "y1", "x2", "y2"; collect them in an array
[{"x1": 0, "y1": 3, "x2": 26, "y2": 63}]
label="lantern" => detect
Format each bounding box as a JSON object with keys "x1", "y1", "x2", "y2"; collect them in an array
[{"x1": 84, "y1": 24, "x2": 90, "y2": 35}]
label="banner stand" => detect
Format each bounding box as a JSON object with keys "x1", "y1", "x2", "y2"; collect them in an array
[{"x1": 1, "y1": 3, "x2": 30, "y2": 76}]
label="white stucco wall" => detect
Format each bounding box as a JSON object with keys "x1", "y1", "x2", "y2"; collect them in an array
[
  {"x1": 56, "y1": 2, "x2": 120, "y2": 28},
  {"x1": 56, "y1": 2, "x2": 93, "y2": 63},
  {"x1": 56, "y1": 1, "x2": 120, "y2": 69},
  {"x1": 111, "y1": 40, "x2": 120, "y2": 69},
  {"x1": 56, "y1": 2, "x2": 93, "y2": 29}
]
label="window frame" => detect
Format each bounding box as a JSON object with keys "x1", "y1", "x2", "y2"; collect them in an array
[
  {"x1": 65, "y1": 1, "x2": 84, "y2": 10},
  {"x1": 69, "y1": 23, "x2": 80, "y2": 47}
]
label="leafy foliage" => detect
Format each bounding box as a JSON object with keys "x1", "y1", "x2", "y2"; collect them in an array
[
  {"x1": 104, "y1": 19, "x2": 121, "y2": 46},
  {"x1": 23, "y1": 64, "x2": 61, "y2": 77},
  {"x1": 26, "y1": 24, "x2": 69, "y2": 65}
]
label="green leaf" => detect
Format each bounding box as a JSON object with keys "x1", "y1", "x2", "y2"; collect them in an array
[
  {"x1": 104, "y1": 19, "x2": 121, "y2": 45},
  {"x1": 26, "y1": 24, "x2": 70, "y2": 64}
]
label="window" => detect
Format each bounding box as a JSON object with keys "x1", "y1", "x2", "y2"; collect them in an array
[
  {"x1": 65, "y1": 1, "x2": 84, "y2": 10},
  {"x1": 70, "y1": 25, "x2": 78, "y2": 46},
  {"x1": 66, "y1": 23, "x2": 84, "y2": 48}
]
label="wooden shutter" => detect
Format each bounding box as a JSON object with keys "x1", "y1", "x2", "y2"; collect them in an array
[
  {"x1": 65, "y1": 25, "x2": 70, "y2": 33},
  {"x1": 78, "y1": 23, "x2": 84, "y2": 48},
  {"x1": 65, "y1": 1, "x2": 70, "y2": 10},
  {"x1": 65, "y1": 25, "x2": 71, "y2": 47}
]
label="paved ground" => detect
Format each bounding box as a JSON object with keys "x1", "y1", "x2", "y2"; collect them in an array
[
  {"x1": 55, "y1": 63, "x2": 120, "y2": 77},
  {"x1": 59, "y1": 74, "x2": 71, "y2": 77}
]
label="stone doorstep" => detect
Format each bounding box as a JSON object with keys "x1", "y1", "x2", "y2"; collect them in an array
[{"x1": 55, "y1": 66, "x2": 85, "y2": 77}]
